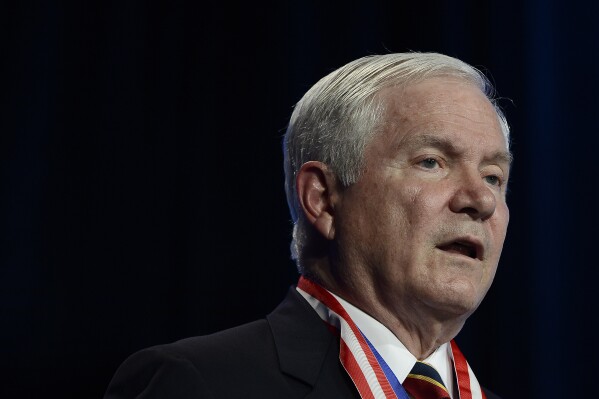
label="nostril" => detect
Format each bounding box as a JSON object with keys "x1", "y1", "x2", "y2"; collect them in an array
[{"x1": 449, "y1": 188, "x2": 497, "y2": 220}]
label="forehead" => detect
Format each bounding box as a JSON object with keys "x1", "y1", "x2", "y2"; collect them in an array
[{"x1": 377, "y1": 77, "x2": 508, "y2": 154}]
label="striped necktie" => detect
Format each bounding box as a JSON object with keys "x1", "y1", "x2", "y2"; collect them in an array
[{"x1": 403, "y1": 361, "x2": 451, "y2": 399}]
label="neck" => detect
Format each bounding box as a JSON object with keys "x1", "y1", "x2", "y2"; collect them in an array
[
  {"x1": 303, "y1": 260, "x2": 467, "y2": 360},
  {"x1": 362, "y1": 305, "x2": 465, "y2": 360}
]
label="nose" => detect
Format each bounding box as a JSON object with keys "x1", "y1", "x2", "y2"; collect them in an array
[{"x1": 448, "y1": 173, "x2": 497, "y2": 220}]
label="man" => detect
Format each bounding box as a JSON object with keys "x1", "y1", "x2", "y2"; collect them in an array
[{"x1": 105, "y1": 53, "x2": 510, "y2": 399}]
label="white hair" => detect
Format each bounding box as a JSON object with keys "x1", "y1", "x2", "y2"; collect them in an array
[{"x1": 283, "y1": 53, "x2": 510, "y2": 272}]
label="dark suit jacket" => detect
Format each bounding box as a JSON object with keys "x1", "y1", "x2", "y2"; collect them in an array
[{"x1": 105, "y1": 288, "x2": 502, "y2": 399}]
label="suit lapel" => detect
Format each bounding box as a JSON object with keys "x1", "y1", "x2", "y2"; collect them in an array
[{"x1": 266, "y1": 288, "x2": 360, "y2": 398}]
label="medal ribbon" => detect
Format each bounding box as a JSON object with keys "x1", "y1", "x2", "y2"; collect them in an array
[{"x1": 297, "y1": 276, "x2": 487, "y2": 399}]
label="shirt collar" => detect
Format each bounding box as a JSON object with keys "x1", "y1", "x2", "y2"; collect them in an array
[{"x1": 326, "y1": 290, "x2": 455, "y2": 397}]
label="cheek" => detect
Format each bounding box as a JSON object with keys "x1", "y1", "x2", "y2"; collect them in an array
[
  {"x1": 490, "y1": 203, "x2": 510, "y2": 249},
  {"x1": 498, "y1": 202, "x2": 510, "y2": 232},
  {"x1": 401, "y1": 183, "x2": 447, "y2": 228}
]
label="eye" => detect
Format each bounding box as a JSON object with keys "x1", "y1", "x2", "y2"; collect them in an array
[
  {"x1": 484, "y1": 175, "x2": 501, "y2": 186},
  {"x1": 419, "y1": 158, "x2": 440, "y2": 169}
]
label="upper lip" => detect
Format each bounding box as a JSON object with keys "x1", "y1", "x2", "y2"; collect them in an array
[{"x1": 437, "y1": 236, "x2": 485, "y2": 261}]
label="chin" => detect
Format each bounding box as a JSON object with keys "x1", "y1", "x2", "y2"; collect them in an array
[
  {"x1": 437, "y1": 299, "x2": 480, "y2": 320},
  {"x1": 422, "y1": 283, "x2": 486, "y2": 320}
]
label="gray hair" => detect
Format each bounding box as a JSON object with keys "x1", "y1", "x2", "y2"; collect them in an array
[{"x1": 283, "y1": 53, "x2": 509, "y2": 272}]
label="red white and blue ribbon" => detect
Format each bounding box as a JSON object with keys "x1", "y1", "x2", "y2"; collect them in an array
[{"x1": 297, "y1": 276, "x2": 487, "y2": 399}]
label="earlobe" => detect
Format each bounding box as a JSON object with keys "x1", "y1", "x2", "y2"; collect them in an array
[{"x1": 296, "y1": 161, "x2": 337, "y2": 240}]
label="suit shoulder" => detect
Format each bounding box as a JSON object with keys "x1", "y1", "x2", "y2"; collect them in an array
[
  {"x1": 483, "y1": 387, "x2": 503, "y2": 399},
  {"x1": 104, "y1": 320, "x2": 278, "y2": 399},
  {"x1": 104, "y1": 341, "x2": 214, "y2": 399},
  {"x1": 158, "y1": 319, "x2": 273, "y2": 364}
]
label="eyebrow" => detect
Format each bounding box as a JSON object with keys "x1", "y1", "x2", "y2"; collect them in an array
[
  {"x1": 398, "y1": 133, "x2": 513, "y2": 167},
  {"x1": 488, "y1": 150, "x2": 513, "y2": 167}
]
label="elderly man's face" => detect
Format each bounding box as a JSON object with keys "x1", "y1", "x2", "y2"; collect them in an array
[{"x1": 334, "y1": 78, "x2": 510, "y2": 320}]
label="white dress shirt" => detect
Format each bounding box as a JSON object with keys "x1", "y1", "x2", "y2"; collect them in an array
[{"x1": 298, "y1": 287, "x2": 456, "y2": 398}]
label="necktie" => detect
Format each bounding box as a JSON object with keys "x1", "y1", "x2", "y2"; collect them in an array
[{"x1": 403, "y1": 361, "x2": 451, "y2": 399}]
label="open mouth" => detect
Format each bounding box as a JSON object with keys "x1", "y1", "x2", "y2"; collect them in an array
[{"x1": 437, "y1": 239, "x2": 482, "y2": 260}]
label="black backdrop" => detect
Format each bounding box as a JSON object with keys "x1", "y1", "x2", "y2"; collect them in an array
[{"x1": 4, "y1": 1, "x2": 599, "y2": 398}]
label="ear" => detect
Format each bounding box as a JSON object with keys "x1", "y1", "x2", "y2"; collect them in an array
[{"x1": 296, "y1": 161, "x2": 338, "y2": 241}]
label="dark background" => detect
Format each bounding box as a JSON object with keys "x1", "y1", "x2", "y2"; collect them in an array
[{"x1": 3, "y1": 1, "x2": 598, "y2": 397}]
